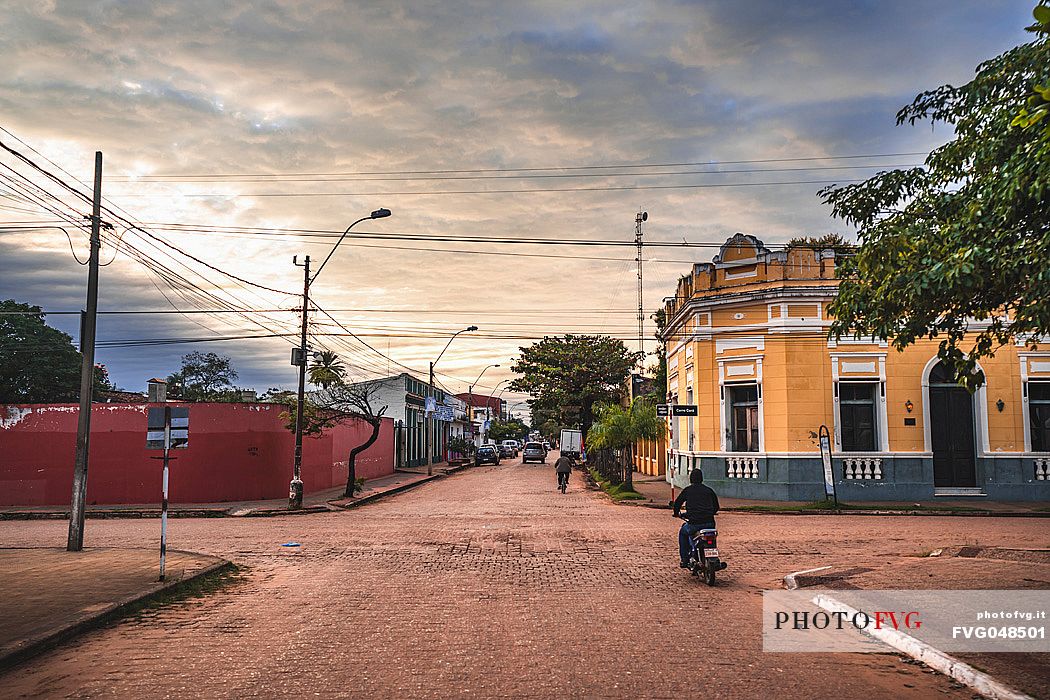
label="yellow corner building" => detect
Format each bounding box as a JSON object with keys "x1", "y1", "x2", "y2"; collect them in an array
[{"x1": 660, "y1": 234, "x2": 1050, "y2": 502}]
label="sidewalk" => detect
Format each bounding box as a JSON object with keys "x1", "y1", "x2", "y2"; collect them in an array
[
  {"x1": 0, "y1": 469, "x2": 449, "y2": 520},
  {"x1": 0, "y1": 547, "x2": 230, "y2": 671},
  {"x1": 627, "y1": 471, "x2": 1050, "y2": 516}
]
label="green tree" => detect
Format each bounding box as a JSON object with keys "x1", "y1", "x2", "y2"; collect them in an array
[
  {"x1": 93, "y1": 364, "x2": 116, "y2": 393},
  {"x1": 0, "y1": 300, "x2": 82, "y2": 403},
  {"x1": 786, "y1": 233, "x2": 856, "y2": 256},
  {"x1": 281, "y1": 379, "x2": 388, "y2": 497},
  {"x1": 308, "y1": 350, "x2": 347, "y2": 388},
  {"x1": 820, "y1": 5, "x2": 1050, "y2": 390},
  {"x1": 509, "y1": 335, "x2": 641, "y2": 437},
  {"x1": 167, "y1": 351, "x2": 238, "y2": 401},
  {"x1": 487, "y1": 418, "x2": 528, "y2": 443},
  {"x1": 587, "y1": 398, "x2": 664, "y2": 489}
]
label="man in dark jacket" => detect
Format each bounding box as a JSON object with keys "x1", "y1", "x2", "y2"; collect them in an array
[
  {"x1": 672, "y1": 468, "x2": 720, "y2": 568},
  {"x1": 554, "y1": 453, "x2": 574, "y2": 491}
]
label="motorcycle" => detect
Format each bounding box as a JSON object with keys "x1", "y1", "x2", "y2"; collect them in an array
[{"x1": 678, "y1": 514, "x2": 728, "y2": 586}]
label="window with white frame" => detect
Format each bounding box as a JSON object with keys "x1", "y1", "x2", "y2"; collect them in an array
[
  {"x1": 1030, "y1": 381, "x2": 1050, "y2": 452},
  {"x1": 728, "y1": 384, "x2": 759, "y2": 452},
  {"x1": 838, "y1": 382, "x2": 878, "y2": 452}
]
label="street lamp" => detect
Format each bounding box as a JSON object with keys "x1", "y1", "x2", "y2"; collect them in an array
[
  {"x1": 496, "y1": 384, "x2": 514, "y2": 421},
  {"x1": 468, "y1": 363, "x2": 500, "y2": 447},
  {"x1": 289, "y1": 207, "x2": 391, "y2": 510},
  {"x1": 426, "y1": 326, "x2": 478, "y2": 475},
  {"x1": 488, "y1": 378, "x2": 510, "y2": 423}
]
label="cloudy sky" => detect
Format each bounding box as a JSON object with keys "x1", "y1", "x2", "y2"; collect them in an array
[{"x1": 0, "y1": 0, "x2": 1036, "y2": 414}]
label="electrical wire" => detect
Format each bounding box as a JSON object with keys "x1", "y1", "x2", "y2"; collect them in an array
[
  {"x1": 109, "y1": 177, "x2": 871, "y2": 198},
  {"x1": 101, "y1": 151, "x2": 928, "y2": 178}
]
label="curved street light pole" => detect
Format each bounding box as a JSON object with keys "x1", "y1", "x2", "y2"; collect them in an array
[
  {"x1": 468, "y1": 363, "x2": 500, "y2": 447},
  {"x1": 426, "y1": 326, "x2": 478, "y2": 475},
  {"x1": 488, "y1": 379, "x2": 510, "y2": 424},
  {"x1": 290, "y1": 208, "x2": 391, "y2": 510}
]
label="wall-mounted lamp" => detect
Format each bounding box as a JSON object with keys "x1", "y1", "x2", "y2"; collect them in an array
[
  {"x1": 996, "y1": 398, "x2": 1005, "y2": 413},
  {"x1": 905, "y1": 400, "x2": 914, "y2": 414}
]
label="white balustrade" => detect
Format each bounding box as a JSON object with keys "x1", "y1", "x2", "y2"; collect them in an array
[
  {"x1": 1036, "y1": 458, "x2": 1050, "y2": 481},
  {"x1": 844, "y1": 457, "x2": 883, "y2": 480},
  {"x1": 726, "y1": 456, "x2": 759, "y2": 478}
]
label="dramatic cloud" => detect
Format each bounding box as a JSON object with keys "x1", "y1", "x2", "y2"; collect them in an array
[{"x1": 0, "y1": 0, "x2": 1035, "y2": 412}]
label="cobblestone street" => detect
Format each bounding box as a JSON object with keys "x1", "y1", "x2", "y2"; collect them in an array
[{"x1": 1, "y1": 463, "x2": 1047, "y2": 698}]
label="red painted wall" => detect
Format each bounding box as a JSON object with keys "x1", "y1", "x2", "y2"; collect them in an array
[{"x1": 0, "y1": 403, "x2": 395, "y2": 506}]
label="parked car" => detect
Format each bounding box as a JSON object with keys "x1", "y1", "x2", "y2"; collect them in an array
[
  {"x1": 498, "y1": 443, "x2": 517, "y2": 459},
  {"x1": 521, "y1": 441, "x2": 547, "y2": 464},
  {"x1": 475, "y1": 445, "x2": 500, "y2": 466},
  {"x1": 501, "y1": 439, "x2": 520, "y2": 457}
]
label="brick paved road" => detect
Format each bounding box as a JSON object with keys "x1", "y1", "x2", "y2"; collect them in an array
[{"x1": 1, "y1": 463, "x2": 1046, "y2": 698}]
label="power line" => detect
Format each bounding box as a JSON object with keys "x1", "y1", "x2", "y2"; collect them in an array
[
  {"x1": 104, "y1": 162, "x2": 921, "y2": 183},
  {"x1": 108, "y1": 177, "x2": 870, "y2": 198},
  {"x1": 102, "y1": 151, "x2": 928, "y2": 178},
  {"x1": 126, "y1": 221, "x2": 854, "y2": 250}
]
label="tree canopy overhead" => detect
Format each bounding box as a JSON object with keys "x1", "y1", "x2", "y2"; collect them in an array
[
  {"x1": 821, "y1": 5, "x2": 1050, "y2": 390},
  {"x1": 509, "y1": 334, "x2": 641, "y2": 435}
]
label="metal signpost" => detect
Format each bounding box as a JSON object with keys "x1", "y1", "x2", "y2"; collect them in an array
[
  {"x1": 818, "y1": 424, "x2": 837, "y2": 505},
  {"x1": 147, "y1": 407, "x2": 189, "y2": 581}
]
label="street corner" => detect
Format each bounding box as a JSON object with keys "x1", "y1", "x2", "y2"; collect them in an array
[{"x1": 0, "y1": 547, "x2": 233, "y2": 673}]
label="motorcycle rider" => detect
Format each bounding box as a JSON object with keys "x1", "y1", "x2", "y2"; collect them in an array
[
  {"x1": 672, "y1": 468, "x2": 720, "y2": 568},
  {"x1": 554, "y1": 452, "x2": 574, "y2": 492}
]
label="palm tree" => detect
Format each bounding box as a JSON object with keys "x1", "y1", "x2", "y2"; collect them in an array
[
  {"x1": 587, "y1": 397, "x2": 664, "y2": 489},
  {"x1": 308, "y1": 350, "x2": 347, "y2": 388}
]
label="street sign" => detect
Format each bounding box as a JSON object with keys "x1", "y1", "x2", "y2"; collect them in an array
[
  {"x1": 671, "y1": 404, "x2": 698, "y2": 416},
  {"x1": 425, "y1": 396, "x2": 436, "y2": 413},
  {"x1": 147, "y1": 407, "x2": 189, "y2": 449},
  {"x1": 656, "y1": 404, "x2": 670, "y2": 417},
  {"x1": 434, "y1": 406, "x2": 454, "y2": 422}
]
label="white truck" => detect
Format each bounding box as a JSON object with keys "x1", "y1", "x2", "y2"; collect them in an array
[{"x1": 559, "y1": 429, "x2": 582, "y2": 459}]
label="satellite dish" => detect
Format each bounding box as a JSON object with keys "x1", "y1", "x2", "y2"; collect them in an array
[{"x1": 642, "y1": 211, "x2": 648, "y2": 221}]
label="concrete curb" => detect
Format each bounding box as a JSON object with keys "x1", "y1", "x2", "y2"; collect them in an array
[
  {"x1": 811, "y1": 593, "x2": 1035, "y2": 700},
  {"x1": 334, "y1": 472, "x2": 445, "y2": 510},
  {"x1": 0, "y1": 553, "x2": 234, "y2": 674},
  {"x1": 0, "y1": 468, "x2": 471, "y2": 521},
  {"x1": 0, "y1": 509, "x2": 228, "y2": 520},
  {"x1": 782, "y1": 565, "x2": 832, "y2": 590},
  {"x1": 630, "y1": 502, "x2": 1050, "y2": 517}
]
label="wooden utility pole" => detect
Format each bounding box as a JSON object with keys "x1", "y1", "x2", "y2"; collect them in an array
[
  {"x1": 67, "y1": 151, "x2": 103, "y2": 552},
  {"x1": 290, "y1": 255, "x2": 311, "y2": 509}
]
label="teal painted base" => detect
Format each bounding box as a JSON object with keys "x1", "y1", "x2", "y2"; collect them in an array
[{"x1": 666, "y1": 454, "x2": 1050, "y2": 502}]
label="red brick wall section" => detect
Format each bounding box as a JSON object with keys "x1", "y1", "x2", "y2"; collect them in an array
[{"x1": 0, "y1": 403, "x2": 395, "y2": 506}]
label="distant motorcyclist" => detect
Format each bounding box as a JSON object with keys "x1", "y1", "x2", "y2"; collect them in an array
[
  {"x1": 672, "y1": 468, "x2": 720, "y2": 568},
  {"x1": 555, "y1": 453, "x2": 574, "y2": 492}
]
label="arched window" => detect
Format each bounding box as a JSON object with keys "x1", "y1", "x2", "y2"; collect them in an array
[{"x1": 929, "y1": 361, "x2": 956, "y2": 385}]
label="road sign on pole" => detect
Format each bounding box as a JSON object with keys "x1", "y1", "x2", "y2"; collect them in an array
[
  {"x1": 147, "y1": 407, "x2": 189, "y2": 449},
  {"x1": 671, "y1": 404, "x2": 698, "y2": 416},
  {"x1": 147, "y1": 407, "x2": 189, "y2": 581},
  {"x1": 656, "y1": 404, "x2": 670, "y2": 417}
]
